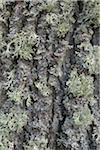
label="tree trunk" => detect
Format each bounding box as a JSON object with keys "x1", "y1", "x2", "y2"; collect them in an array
[{"x1": 0, "y1": 1, "x2": 100, "y2": 150}]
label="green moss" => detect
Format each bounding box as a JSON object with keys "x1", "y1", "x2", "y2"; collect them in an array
[
  {"x1": 73, "y1": 105, "x2": 93, "y2": 127},
  {"x1": 67, "y1": 69, "x2": 94, "y2": 100}
]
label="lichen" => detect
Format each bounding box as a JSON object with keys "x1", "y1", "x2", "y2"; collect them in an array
[
  {"x1": 0, "y1": 106, "x2": 28, "y2": 149},
  {"x1": 34, "y1": 80, "x2": 52, "y2": 97},
  {"x1": 41, "y1": 0, "x2": 57, "y2": 13},
  {"x1": 85, "y1": 46, "x2": 100, "y2": 74},
  {"x1": 6, "y1": 30, "x2": 38, "y2": 60},
  {"x1": 24, "y1": 136, "x2": 48, "y2": 150},
  {"x1": 73, "y1": 105, "x2": 94, "y2": 127},
  {"x1": 0, "y1": 0, "x2": 4, "y2": 9},
  {"x1": 57, "y1": 22, "x2": 70, "y2": 37},
  {"x1": 78, "y1": 0, "x2": 100, "y2": 27},
  {"x1": 67, "y1": 68, "x2": 94, "y2": 100},
  {"x1": 76, "y1": 45, "x2": 100, "y2": 74}
]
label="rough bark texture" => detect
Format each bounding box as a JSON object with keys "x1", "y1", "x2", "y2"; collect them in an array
[{"x1": 0, "y1": 0, "x2": 100, "y2": 150}]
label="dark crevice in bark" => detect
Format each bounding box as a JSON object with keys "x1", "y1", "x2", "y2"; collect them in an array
[
  {"x1": 51, "y1": 87, "x2": 56, "y2": 123},
  {"x1": 47, "y1": 86, "x2": 56, "y2": 150},
  {"x1": 90, "y1": 28, "x2": 100, "y2": 150},
  {"x1": 5, "y1": 3, "x2": 15, "y2": 35},
  {"x1": 91, "y1": 27, "x2": 100, "y2": 109},
  {"x1": 69, "y1": 3, "x2": 79, "y2": 66},
  {"x1": 91, "y1": 27, "x2": 100, "y2": 46},
  {"x1": 25, "y1": 1, "x2": 30, "y2": 11},
  {"x1": 77, "y1": 0, "x2": 83, "y2": 13},
  {"x1": 55, "y1": 78, "x2": 67, "y2": 148},
  {"x1": 14, "y1": 124, "x2": 31, "y2": 150},
  {"x1": 35, "y1": 10, "x2": 46, "y2": 34},
  {"x1": 87, "y1": 103, "x2": 97, "y2": 149},
  {"x1": 55, "y1": 48, "x2": 71, "y2": 149},
  {"x1": 56, "y1": 1, "x2": 81, "y2": 149},
  {"x1": 46, "y1": 61, "x2": 58, "y2": 149},
  {"x1": 93, "y1": 74, "x2": 100, "y2": 109},
  {"x1": 57, "y1": 77, "x2": 66, "y2": 130},
  {"x1": 87, "y1": 122, "x2": 97, "y2": 150},
  {"x1": 14, "y1": 130, "x2": 25, "y2": 150}
]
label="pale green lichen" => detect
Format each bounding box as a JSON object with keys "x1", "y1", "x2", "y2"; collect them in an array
[
  {"x1": 57, "y1": 0, "x2": 75, "y2": 37},
  {"x1": 0, "y1": 106, "x2": 28, "y2": 150},
  {"x1": 7, "y1": 87, "x2": 22, "y2": 104},
  {"x1": 73, "y1": 105, "x2": 94, "y2": 127},
  {"x1": 85, "y1": 46, "x2": 100, "y2": 74},
  {"x1": 67, "y1": 69, "x2": 94, "y2": 100},
  {"x1": 79, "y1": 0, "x2": 100, "y2": 27},
  {"x1": 24, "y1": 136, "x2": 48, "y2": 150},
  {"x1": 4, "y1": 70, "x2": 15, "y2": 90},
  {"x1": 45, "y1": 0, "x2": 75, "y2": 37},
  {"x1": 7, "y1": 83, "x2": 32, "y2": 106},
  {"x1": 0, "y1": 107, "x2": 28, "y2": 132},
  {"x1": 0, "y1": 25, "x2": 6, "y2": 50},
  {"x1": 57, "y1": 22, "x2": 70, "y2": 37},
  {"x1": 35, "y1": 80, "x2": 52, "y2": 97},
  {"x1": 0, "y1": 137, "x2": 14, "y2": 150},
  {"x1": 0, "y1": 0, "x2": 5, "y2": 9},
  {"x1": 6, "y1": 30, "x2": 38, "y2": 60},
  {"x1": 76, "y1": 45, "x2": 100, "y2": 74},
  {"x1": 46, "y1": 13, "x2": 58, "y2": 25},
  {"x1": 41, "y1": 0, "x2": 57, "y2": 13}
]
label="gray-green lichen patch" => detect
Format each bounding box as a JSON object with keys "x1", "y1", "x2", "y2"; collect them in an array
[
  {"x1": 24, "y1": 136, "x2": 48, "y2": 150},
  {"x1": 0, "y1": 0, "x2": 5, "y2": 10},
  {"x1": 76, "y1": 45, "x2": 100, "y2": 74},
  {"x1": 66, "y1": 68, "x2": 94, "y2": 100},
  {"x1": 73, "y1": 104, "x2": 94, "y2": 127},
  {"x1": 78, "y1": 0, "x2": 100, "y2": 27},
  {"x1": 34, "y1": 80, "x2": 52, "y2": 97},
  {"x1": 0, "y1": 106, "x2": 28, "y2": 150},
  {"x1": 6, "y1": 30, "x2": 38, "y2": 60}
]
